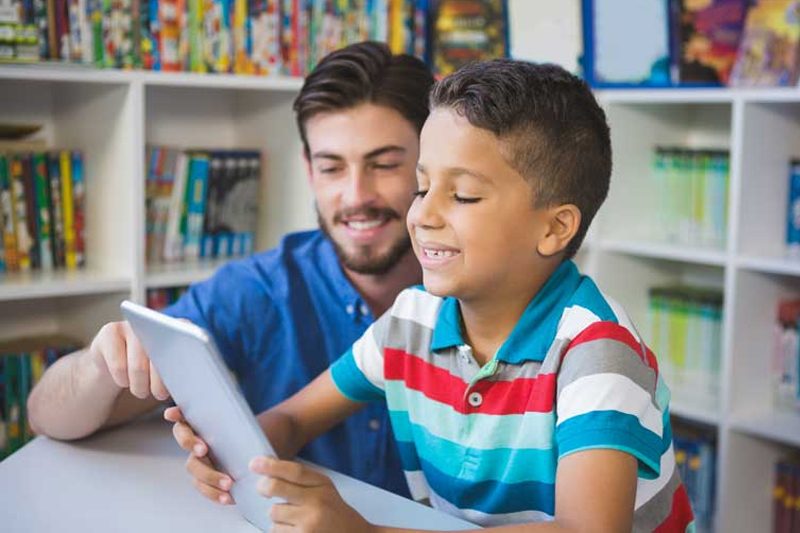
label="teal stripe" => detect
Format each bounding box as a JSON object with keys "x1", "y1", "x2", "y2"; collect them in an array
[
  {"x1": 389, "y1": 410, "x2": 558, "y2": 485},
  {"x1": 556, "y1": 410, "x2": 663, "y2": 477},
  {"x1": 329, "y1": 349, "x2": 385, "y2": 403},
  {"x1": 385, "y1": 380, "x2": 556, "y2": 450}
]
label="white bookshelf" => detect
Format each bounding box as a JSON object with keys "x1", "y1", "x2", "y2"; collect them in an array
[{"x1": 3, "y1": 67, "x2": 800, "y2": 532}]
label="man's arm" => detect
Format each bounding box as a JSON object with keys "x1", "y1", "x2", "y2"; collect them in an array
[{"x1": 27, "y1": 321, "x2": 168, "y2": 440}]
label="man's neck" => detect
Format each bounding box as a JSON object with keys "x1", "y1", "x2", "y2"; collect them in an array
[{"x1": 343, "y1": 250, "x2": 422, "y2": 317}]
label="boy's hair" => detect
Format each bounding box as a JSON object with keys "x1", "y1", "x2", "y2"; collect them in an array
[
  {"x1": 294, "y1": 42, "x2": 434, "y2": 158},
  {"x1": 429, "y1": 59, "x2": 612, "y2": 260}
]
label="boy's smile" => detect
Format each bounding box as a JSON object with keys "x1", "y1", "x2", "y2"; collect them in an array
[{"x1": 408, "y1": 108, "x2": 556, "y2": 305}]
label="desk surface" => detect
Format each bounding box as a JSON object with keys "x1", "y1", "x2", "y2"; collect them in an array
[{"x1": 0, "y1": 416, "x2": 474, "y2": 532}]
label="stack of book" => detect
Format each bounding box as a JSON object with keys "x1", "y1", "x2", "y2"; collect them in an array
[
  {"x1": 774, "y1": 458, "x2": 800, "y2": 533},
  {"x1": 0, "y1": 149, "x2": 86, "y2": 273},
  {"x1": 673, "y1": 428, "x2": 716, "y2": 532},
  {"x1": 145, "y1": 146, "x2": 260, "y2": 264},
  {"x1": 773, "y1": 299, "x2": 800, "y2": 412},
  {"x1": 0, "y1": 0, "x2": 510, "y2": 77},
  {"x1": 651, "y1": 147, "x2": 729, "y2": 248},
  {"x1": 0, "y1": 336, "x2": 80, "y2": 459},
  {"x1": 146, "y1": 285, "x2": 187, "y2": 310},
  {"x1": 648, "y1": 285, "x2": 723, "y2": 399}
]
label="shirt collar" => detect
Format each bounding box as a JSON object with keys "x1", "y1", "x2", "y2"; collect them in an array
[
  {"x1": 318, "y1": 233, "x2": 372, "y2": 321},
  {"x1": 430, "y1": 260, "x2": 582, "y2": 363}
]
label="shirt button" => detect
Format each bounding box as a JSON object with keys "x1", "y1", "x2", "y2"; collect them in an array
[
  {"x1": 368, "y1": 419, "x2": 381, "y2": 431},
  {"x1": 360, "y1": 304, "x2": 369, "y2": 316},
  {"x1": 346, "y1": 304, "x2": 355, "y2": 315},
  {"x1": 468, "y1": 392, "x2": 483, "y2": 407}
]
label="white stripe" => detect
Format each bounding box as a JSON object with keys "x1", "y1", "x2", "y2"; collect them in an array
[
  {"x1": 351, "y1": 326, "x2": 385, "y2": 390},
  {"x1": 428, "y1": 487, "x2": 554, "y2": 527},
  {"x1": 556, "y1": 305, "x2": 601, "y2": 341},
  {"x1": 556, "y1": 373, "x2": 663, "y2": 438},
  {"x1": 601, "y1": 292, "x2": 643, "y2": 343},
  {"x1": 404, "y1": 470, "x2": 431, "y2": 502},
  {"x1": 635, "y1": 443, "x2": 676, "y2": 509},
  {"x1": 390, "y1": 289, "x2": 442, "y2": 330}
]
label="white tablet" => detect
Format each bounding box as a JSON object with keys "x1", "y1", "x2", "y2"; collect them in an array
[{"x1": 120, "y1": 300, "x2": 277, "y2": 531}]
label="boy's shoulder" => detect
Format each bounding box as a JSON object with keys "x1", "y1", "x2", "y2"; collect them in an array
[{"x1": 556, "y1": 272, "x2": 643, "y2": 347}]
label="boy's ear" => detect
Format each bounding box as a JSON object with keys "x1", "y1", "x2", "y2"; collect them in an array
[{"x1": 537, "y1": 204, "x2": 581, "y2": 257}]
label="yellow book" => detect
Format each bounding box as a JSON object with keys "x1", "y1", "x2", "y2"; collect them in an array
[
  {"x1": 389, "y1": 0, "x2": 405, "y2": 54},
  {"x1": 60, "y1": 151, "x2": 76, "y2": 270}
]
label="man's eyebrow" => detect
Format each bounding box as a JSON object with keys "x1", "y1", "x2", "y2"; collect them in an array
[
  {"x1": 364, "y1": 145, "x2": 406, "y2": 159},
  {"x1": 311, "y1": 145, "x2": 406, "y2": 161}
]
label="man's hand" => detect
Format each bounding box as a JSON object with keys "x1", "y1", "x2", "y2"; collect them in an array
[
  {"x1": 87, "y1": 321, "x2": 170, "y2": 401},
  {"x1": 164, "y1": 406, "x2": 235, "y2": 505},
  {"x1": 250, "y1": 456, "x2": 375, "y2": 533}
]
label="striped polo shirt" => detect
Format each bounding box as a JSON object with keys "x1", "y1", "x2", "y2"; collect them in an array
[{"x1": 330, "y1": 260, "x2": 695, "y2": 531}]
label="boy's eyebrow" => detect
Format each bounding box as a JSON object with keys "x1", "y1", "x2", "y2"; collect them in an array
[
  {"x1": 417, "y1": 163, "x2": 492, "y2": 184},
  {"x1": 312, "y1": 145, "x2": 406, "y2": 161}
]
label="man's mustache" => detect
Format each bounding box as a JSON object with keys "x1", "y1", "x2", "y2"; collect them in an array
[{"x1": 333, "y1": 206, "x2": 401, "y2": 224}]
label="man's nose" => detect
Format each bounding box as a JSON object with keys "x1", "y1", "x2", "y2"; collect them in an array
[{"x1": 343, "y1": 168, "x2": 378, "y2": 206}]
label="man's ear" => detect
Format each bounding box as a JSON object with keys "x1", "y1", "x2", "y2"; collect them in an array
[{"x1": 536, "y1": 204, "x2": 581, "y2": 257}]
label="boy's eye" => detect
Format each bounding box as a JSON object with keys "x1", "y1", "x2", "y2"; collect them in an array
[
  {"x1": 454, "y1": 194, "x2": 481, "y2": 204},
  {"x1": 412, "y1": 189, "x2": 428, "y2": 199}
]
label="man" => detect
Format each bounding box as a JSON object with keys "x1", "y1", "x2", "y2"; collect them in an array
[{"x1": 26, "y1": 41, "x2": 433, "y2": 497}]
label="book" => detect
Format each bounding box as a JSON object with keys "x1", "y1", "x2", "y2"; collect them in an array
[
  {"x1": 730, "y1": 0, "x2": 800, "y2": 87},
  {"x1": 9, "y1": 153, "x2": 32, "y2": 271},
  {"x1": 670, "y1": 0, "x2": 748, "y2": 85},
  {"x1": 71, "y1": 150, "x2": 85, "y2": 267},
  {"x1": 0, "y1": 153, "x2": 18, "y2": 271},
  {"x1": 430, "y1": 0, "x2": 507, "y2": 77}
]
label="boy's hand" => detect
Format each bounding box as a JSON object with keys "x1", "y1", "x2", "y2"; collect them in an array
[
  {"x1": 164, "y1": 406, "x2": 235, "y2": 505},
  {"x1": 250, "y1": 456, "x2": 375, "y2": 533}
]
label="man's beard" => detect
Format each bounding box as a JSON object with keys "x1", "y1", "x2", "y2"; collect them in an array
[{"x1": 318, "y1": 206, "x2": 412, "y2": 276}]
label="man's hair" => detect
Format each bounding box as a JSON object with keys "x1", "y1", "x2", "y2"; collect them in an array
[
  {"x1": 294, "y1": 42, "x2": 434, "y2": 157},
  {"x1": 429, "y1": 59, "x2": 612, "y2": 260}
]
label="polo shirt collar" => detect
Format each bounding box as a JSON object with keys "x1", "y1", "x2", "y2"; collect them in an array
[{"x1": 430, "y1": 260, "x2": 582, "y2": 363}]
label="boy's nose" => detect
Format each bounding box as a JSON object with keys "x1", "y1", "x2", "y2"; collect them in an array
[{"x1": 410, "y1": 191, "x2": 445, "y2": 229}]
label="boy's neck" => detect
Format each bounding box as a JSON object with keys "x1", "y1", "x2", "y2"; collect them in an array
[
  {"x1": 460, "y1": 260, "x2": 561, "y2": 367},
  {"x1": 344, "y1": 250, "x2": 422, "y2": 318}
]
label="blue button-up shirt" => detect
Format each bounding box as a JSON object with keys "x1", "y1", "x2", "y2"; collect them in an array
[{"x1": 164, "y1": 230, "x2": 409, "y2": 496}]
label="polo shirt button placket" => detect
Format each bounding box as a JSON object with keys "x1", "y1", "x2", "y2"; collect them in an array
[{"x1": 467, "y1": 391, "x2": 483, "y2": 408}]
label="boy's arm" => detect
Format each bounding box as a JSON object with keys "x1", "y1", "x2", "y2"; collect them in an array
[
  {"x1": 254, "y1": 447, "x2": 637, "y2": 533},
  {"x1": 169, "y1": 368, "x2": 365, "y2": 504}
]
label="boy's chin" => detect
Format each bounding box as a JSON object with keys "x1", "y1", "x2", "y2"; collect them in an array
[{"x1": 422, "y1": 278, "x2": 457, "y2": 298}]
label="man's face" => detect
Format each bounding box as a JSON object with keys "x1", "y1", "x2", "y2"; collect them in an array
[{"x1": 305, "y1": 103, "x2": 420, "y2": 275}]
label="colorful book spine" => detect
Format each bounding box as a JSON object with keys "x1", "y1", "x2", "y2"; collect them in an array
[
  {"x1": 71, "y1": 150, "x2": 86, "y2": 268},
  {"x1": 0, "y1": 154, "x2": 17, "y2": 271},
  {"x1": 59, "y1": 150, "x2": 77, "y2": 269},
  {"x1": 182, "y1": 153, "x2": 210, "y2": 259},
  {"x1": 787, "y1": 159, "x2": 800, "y2": 258},
  {"x1": 47, "y1": 152, "x2": 66, "y2": 269},
  {"x1": 9, "y1": 154, "x2": 32, "y2": 272}
]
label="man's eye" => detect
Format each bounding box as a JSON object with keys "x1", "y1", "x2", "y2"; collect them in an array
[
  {"x1": 454, "y1": 194, "x2": 481, "y2": 204},
  {"x1": 372, "y1": 163, "x2": 400, "y2": 170},
  {"x1": 319, "y1": 167, "x2": 341, "y2": 174}
]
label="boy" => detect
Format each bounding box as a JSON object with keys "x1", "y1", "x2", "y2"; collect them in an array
[{"x1": 170, "y1": 59, "x2": 694, "y2": 532}]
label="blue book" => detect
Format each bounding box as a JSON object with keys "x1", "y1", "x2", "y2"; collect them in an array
[
  {"x1": 787, "y1": 159, "x2": 800, "y2": 257},
  {"x1": 182, "y1": 154, "x2": 210, "y2": 260}
]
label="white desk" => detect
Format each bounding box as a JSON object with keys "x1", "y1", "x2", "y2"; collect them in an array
[{"x1": 0, "y1": 416, "x2": 475, "y2": 532}]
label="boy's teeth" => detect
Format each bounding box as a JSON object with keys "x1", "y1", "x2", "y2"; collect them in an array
[
  {"x1": 424, "y1": 248, "x2": 457, "y2": 259},
  {"x1": 347, "y1": 219, "x2": 383, "y2": 230}
]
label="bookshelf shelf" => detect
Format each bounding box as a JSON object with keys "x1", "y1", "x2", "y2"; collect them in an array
[
  {"x1": 730, "y1": 411, "x2": 800, "y2": 448},
  {"x1": 145, "y1": 259, "x2": 231, "y2": 289},
  {"x1": 0, "y1": 271, "x2": 130, "y2": 301},
  {"x1": 2, "y1": 63, "x2": 799, "y2": 532},
  {"x1": 737, "y1": 254, "x2": 800, "y2": 277},
  {"x1": 670, "y1": 395, "x2": 721, "y2": 427},
  {"x1": 598, "y1": 238, "x2": 728, "y2": 267}
]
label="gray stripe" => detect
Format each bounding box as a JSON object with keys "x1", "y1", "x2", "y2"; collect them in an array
[
  {"x1": 540, "y1": 338, "x2": 571, "y2": 375},
  {"x1": 556, "y1": 338, "x2": 658, "y2": 406},
  {"x1": 633, "y1": 465, "x2": 684, "y2": 532}
]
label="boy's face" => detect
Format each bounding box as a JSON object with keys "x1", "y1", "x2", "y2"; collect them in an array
[
  {"x1": 408, "y1": 108, "x2": 555, "y2": 301},
  {"x1": 305, "y1": 103, "x2": 420, "y2": 275}
]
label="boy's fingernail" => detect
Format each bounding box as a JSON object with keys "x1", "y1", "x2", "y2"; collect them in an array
[
  {"x1": 219, "y1": 494, "x2": 230, "y2": 504},
  {"x1": 193, "y1": 444, "x2": 205, "y2": 455},
  {"x1": 219, "y1": 478, "x2": 232, "y2": 490},
  {"x1": 250, "y1": 457, "x2": 267, "y2": 471}
]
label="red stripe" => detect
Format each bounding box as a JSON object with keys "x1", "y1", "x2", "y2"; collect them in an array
[
  {"x1": 384, "y1": 348, "x2": 556, "y2": 415},
  {"x1": 565, "y1": 321, "x2": 659, "y2": 376},
  {"x1": 654, "y1": 484, "x2": 695, "y2": 533}
]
